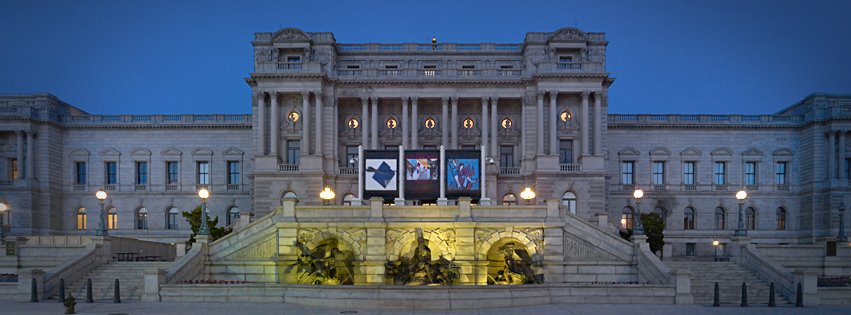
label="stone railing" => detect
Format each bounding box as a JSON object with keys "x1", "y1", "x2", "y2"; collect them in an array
[
  {"x1": 499, "y1": 167, "x2": 520, "y2": 175},
  {"x1": 560, "y1": 164, "x2": 581, "y2": 172},
  {"x1": 254, "y1": 61, "x2": 323, "y2": 74},
  {"x1": 334, "y1": 68, "x2": 524, "y2": 79},
  {"x1": 277, "y1": 164, "x2": 299, "y2": 172},
  {"x1": 336, "y1": 43, "x2": 523, "y2": 53},
  {"x1": 337, "y1": 166, "x2": 358, "y2": 175},
  {"x1": 737, "y1": 243, "x2": 814, "y2": 303},
  {"x1": 164, "y1": 244, "x2": 206, "y2": 284},
  {"x1": 64, "y1": 114, "x2": 252, "y2": 127},
  {"x1": 65, "y1": 183, "x2": 251, "y2": 194},
  {"x1": 608, "y1": 114, "x2": 802, "y2": 127},
  {"x1": 609, "y1": 184, "x2": 798, "y2": 193},
  {"x1": 537, "y1": 61, "x2": 605, "y2": 73},
  {"x1": 39, "y1": 244, "x2": 101, "y2": 300}
]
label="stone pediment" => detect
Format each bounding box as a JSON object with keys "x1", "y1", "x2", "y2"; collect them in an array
[
  {"x1": 99, "y1": 148, "x2": 121, "y2": 157},
  {"x1": 741, "y1": 147, "x2": 764, "y2": 156},
  {"x1": 618, "y1": 147, "x2": 640, "y2": 156},
  {"x1": 161, "y1": 147, "x2": 182, "y2": 156},
  {"x1": 222, "y1": 147, "x2": 244, "y2": 156},
  {"x1": 272, "y1": 28, "x2": 311, "y2": 43},
  {"x1": 548, "y1": 28, "x2": 588, "y2": 42},
  {"x1": 130, "y1": 148, "x2": 152, "y2": 157},
  {"x1": 711, "y1": 147, "x2": 733, "y2": 156},
  {"x1": 191, "y1": 147, "x2": 214, "y2": 156},
  {"x1": 680, "y1": 147, "x2": 702, "y2": 156},
  {"x1": 69, "y1": 149, "x2": 90, "y2": 159},
  {"x1": 649, "y1": 147, "x2": 671, "y2": 156},
  {"x1": 773, "y1": 148, "x2": 794, "y2": 156}
]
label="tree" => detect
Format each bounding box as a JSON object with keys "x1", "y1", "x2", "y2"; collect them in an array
[
  {"x1": 181, "y1": 205, "x2": 232, "y2": 247},
  {"x1": 640, "y1": 212, "x2": 665, "y2": 254}
]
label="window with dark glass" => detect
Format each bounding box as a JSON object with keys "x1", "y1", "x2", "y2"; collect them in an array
[
  {"x1": 345, "y1": 146, "x2": 358, "y2": 167},
  {"x1": 714, "y1": 161, "x2": 726, "y2": 185},
  {"x1": 715, "y1": 207, "x2": 726, "y2": 230},
  {"x1": 746, "y1": 207, "x2": 756, "y2": 230},
  {"x1": 776, "y1": 207, "x2": 786, "y2": 230},
  {"x1": 167, "y1": 207, "x2": 179, "y2": 230},
  {"x1": 621, "y1": 161, "x2": 634, "y2": 185},
  {"x1": 197, "y1": 161, "x2": 209, "y2": 185},
  {"x1": 559, "y1": 140, "x2": 574, "y2": 164},
  {"x1": 227, "y1": 161, "x2": 240, "y2": 185},
  {"x1": 166, "y1": 161, "x2": 179, "y2": 184},
  {"x1": 683, "y1": 207, "x2": 695, "y2": 230},
  {"x1": 744, "y1": 162, "x2": 757, "y2": 186},
  {"x1": 75, "y1": 162, "x2": 87, "y2": 185},
  {"x1": 105, "y1": 162, "x2": 117, "y2": 185},
  {"x1": 683, "y1": 161, "x2": 695, "y2": 185},
  {"x1": 287, "y1": 140, "x2": 300, "y2": 164},
  {"x1": 500, "y1": 146, "x2": 514, "y2": 167},
  {"x1": 775, "y1": 162, "x2": 787, "y2": 185},
  {"x1": 652, "y1": 161, "x2": 665, "y2": 185},
  {"x1": 136, "y1": 207, "x2": 148, "y2": 229},
  {"x1": 135, "y1": 161, "x2": 148, "y2": 185}
]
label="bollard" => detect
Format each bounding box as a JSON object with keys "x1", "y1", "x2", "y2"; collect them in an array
[
  {"x1": 30, "y1": 278, "x2": 38, "y2": 302},
  {"x1": 85, "y1": 279, "x2": 93, "y2": 303},
  {"x1": 713, "y1": 282, "x2": 720, "y2": 307},
  {"x1": 113, "y1": 278, "x2": 121, "y2": 303},
  {"x1": 795, "y1": 282, "x2": 803, "y2": 307},
  {"x1": 58, "y1": 278, "x2": 65, "y2": 303},
  {"x1": 740, "y1": 282, "x2": 748, "y2": 307},
  {"x1": 768, "y1": 282, "x2": 776, "y2": 307},
  {"x1": 64, "y1": 293, "x2": 76, "y2": 314}
]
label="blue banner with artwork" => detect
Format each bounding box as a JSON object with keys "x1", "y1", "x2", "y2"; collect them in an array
[
  {"x1": 404, "y1": 150, "x2": 440, "y2": 200},
  {"x1": 362, "y1": 150, "x2": 399, "y2": 202},
  {"x1": 445, "y1": 150, "x2": 481, "y2": 198}
]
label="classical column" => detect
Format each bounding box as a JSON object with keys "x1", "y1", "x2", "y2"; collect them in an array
[
  {"x1": 829, "y1": 131, "x2": 836, "y2": 179},
  {"x1": 481, "y1": 96, "x2": 489, "y2": 153},
  {"x1": 441, "y1": 97, "x2": 449, "y2": 148},
  {"x1": 26, "y1": 131, "x2": 34, "y2": 179},
  {"x1": 549, "y1": 91, "x2": 558, "y2": 156},
  {"x1": 840, "y1": 131, "x2": 847, "y2": 180},
  {"x1": 257, "y1": 92, "x2": 266, "y2": 156},
  {"x1": 451, "y1": 97, "x2": 459, "y2": 149},
  {"x1": 361, "y1": 97, "x2": 369, "y2": 148},
  {"x1": 270, "y1": 92, "x2": 279, "y2": 158},
  {"x1": 536, "y1": 91, "x2": 544, "y2": 156},
  {"x1": 371, "y1": 97, "x2": 378, "y2": 150},
  {"x1": 411, "y1": 97, "x2": 419, "y2": 149},
  {"x1": 521, "y1": 95, "x2": 527, "y2": 159},
  {"x1": 581, "y1": 91, "x2": 590, "y2": 156},
  {"x1": 491, "y1": 97, "x2": 498, "y2": 158},
  {"x1": 314, "y1": 90, "x2": 323, "y2": 156},
  {"x1": 15, "y1": 130, "x2": 23, "y2": 179},
  {"x1": 301, "y1": 91, "x2": 310, "y2": 156},
  {"x1": 402, "y1": 97, "x2": 409, "y2": 149},
  {"x1": 594, "y1": 91, "x2": 603, "y2": 156}
]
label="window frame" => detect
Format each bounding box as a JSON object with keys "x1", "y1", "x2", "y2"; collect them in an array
[
  {"x1": 683, "y1": 207, "x2": 696, "y2": 230},
  {"x1": 196, "y1": 161, "x2": 210, "y2": 186},
  {"x1": 105, "y1": 161, "x2": 118, "y2": 185},
  {"x1": 227, "y1": 160, "x2": 241, "y2": 185},
  {"x1": 75, "y1": 161, "x2": 87, "y2": 185},
  {"x1": 135, "y1": 161, "x2": 148, "y2": 185},
  {"x1": 652, "y1": 161, "x2": 665, "y2": 185},
  {"x1": 621, "y1": 161, "x2": 635, "y2": 185},
  {"x1": 682, "y1": 161, "x2": 696, "y2": 186},
  {"x1": 166, "y1": 161, "x2": 179, "y2": 185},
  {"x1": 713, "y1": 161, "x2": 727, "y2": 185}
]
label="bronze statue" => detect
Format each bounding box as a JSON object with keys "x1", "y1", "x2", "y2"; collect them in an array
[
  {"x1": 63, "y1": 293, "x2": 76, "y2": 314},
  {"x1": 385, "y1": 228, "x2": 459, "y2": 285},
  {"x1": 490, "y1": 242, "x2": 543, "y2": 285},
  {"x1": 292, "y1": 238, "x2": 354, "y2": 285}
]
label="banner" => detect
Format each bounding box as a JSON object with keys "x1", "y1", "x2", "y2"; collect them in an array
[
  {"x1": 445, "y1": 150, "x2": 481, "y2": 199},
  {"x1": 362, "y1": 150, "x2": 399, "y2": 202},
  {"x1": 404, "y1": 150, "x2": 440, "y2": 200}
]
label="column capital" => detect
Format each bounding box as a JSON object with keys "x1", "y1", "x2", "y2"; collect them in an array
[
  {"x1": 401, "y1": 96, "x2": 409, "y2": 103},
  {"x1": 594, "y1": 90, "x2": 604, "y2": 98},
  {"x1": 451, "y1": 96, "x2": 459, "y2": 104},
  {"x1": 313, "y1": 89, "x2": 322, "y2": 96},
  {"x1": 360, "y1": 96, "x2": 369, "y2": 104},
  {"x1": 581, "y1": 90, "x2": 591, "y2": 98},
  {"x1": 301, "y1": 90, "x2": 310, "y2": 98},
  {"x1": 536, "y1": 91, "x2": 545, "y2": 98},
  {"x1": 481, "y1": 96, "x2": 489, "y2": 103},
  {"x1": 491, "y1": 96, "x2": 499, "y2": 103},
  {"x1": 441, "y1": 96, "x2": 449, "y2": 104},
  {"x1": 411, "y1": 96, "x2": 419, "y2": 104},
  {"x1": 549, "y1": 91, "x2": 557, "y2": 101}
]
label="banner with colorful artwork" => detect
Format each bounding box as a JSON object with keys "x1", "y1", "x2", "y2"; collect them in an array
[
  {"x1": 362, "y1": 150, "x2": 399, "y2": 201},
  {"x1": 404, "y1": 150, "x2": 440, "y2": 200},
  {"x1": 445, "y1": 150, "x2": 481, "y2": 198}
]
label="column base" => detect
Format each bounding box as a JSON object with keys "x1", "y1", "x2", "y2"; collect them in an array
[
  {"x1": 437, "y1": 198, "x2": 448, "y2": 206},
  {"x1": 479, "y1": 198, "x2": 492, "y2": 206},
  {"x1": 394, "y1": 198, "x2": 405, "y2": 206}
]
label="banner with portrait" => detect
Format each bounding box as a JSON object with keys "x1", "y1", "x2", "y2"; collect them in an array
[
  {"x1": 445, "y1": 150, "x2": 481, "y2": 199},
  {"x1": 362, "y1": 150, "x2": 399, "y2": 202},
  {"x1": 404, "y1": 150, "x2": 440, "y2": 200}
]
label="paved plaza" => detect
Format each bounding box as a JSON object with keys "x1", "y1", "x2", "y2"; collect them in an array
[{"x1": 3, "y1": 301, "x2": 851, "y2": 315}]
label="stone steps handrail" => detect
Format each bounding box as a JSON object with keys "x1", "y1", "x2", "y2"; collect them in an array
[
  {"x1": 739, "y1": 243, "x2": 796, "y2": 301},
  {"x1": 39, "y1": 242, "x2": 103, "y2": 299},
  {"x1": 563, "y1": 213, "x2": 634, "y2": 262},
  {"x1": 206, "y1": 210, "x2": 278, "y2": 259},
  {"x1": 635, "y1": 240, "x2": 672, "y2": 285},
  {"x1": 165, "y1": 244, "x2": 206, "y2": 284}
]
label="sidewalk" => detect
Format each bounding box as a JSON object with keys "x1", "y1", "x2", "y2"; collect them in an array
[{"x1": 1, "y1": 301, "x2": 850, "y2": 315}]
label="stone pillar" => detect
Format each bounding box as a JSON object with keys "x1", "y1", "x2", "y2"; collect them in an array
[
  {"x1": 451, "y1": 97, "x2": 459, "y2": 149},
  {"x1": 549, "y1": 91, "x2": 558, "y2": 156},
  {"x1": 594, "y1": 91, "x2": 603, "y2": 156},
  {"x1": 314, "y1": 90, "x2": 323, "y2": 156},
  {"x1": 521, "y1": 95, "x2": 527, "y2": 160},
  {"x1": 401, "y1": 97, "x2": 409, "y2": 149},
  {"x1": 536, "y1": 91, "x2": 544, "y2": 156},
  {"x1": 281, "y1": 198, "x2": 296, "y2": 221},
  {"x1": 480, "y1": 145, "x2": 491, "y2": 205},
  {"x1": 257, "y1": 93, "x2": 266, "y2": 156},
  {"x1": 672, "y1": 270, "x2": 694, "y2": 304},
  {"x1": 238, "y1": 210, "x2": 251, "y2": 229},
  {"x1": 491, "y1": 97, "x2": 498, "y2": 158},
  {"x1": 545, "y1": 198, "x2": 560, "y2": 222},
  {"x1": 395, "y1": 146, "x2": 405, "y2": 206},
  {"x1": 270, "y1": 92, "x2": 279, "y2": 159},
  {"x1": 26, "y1": 131, "x2": 34, "y2": 179},
  {"x1": 438, "y1": 145, "x2": 447, "y2": 205},
  {"x1": 15, "y1": 130, "x2": 23, "y2": 179},
  {"x1": 369, "y1": 197, "x2": 383, "y2": 221},
  {"x1": 371, "y1": 97, "x2": 378, "y2": 150},
  {"x1": 364, "y1": 226, "x2": 386, "y2": 284},
  {"x1": 481, "y1": 97, "x2": 489, "y2": 153},
  {"x1": 141, "y1": 268, "x2": 166, "y2": 302},
  {"x1": 452, "y1": 224, "x2": 477, "y2": 284},
  {"x1": 828, "y1": 131, "x2": 836, "y2": 179},
  {"x1": 361, "y1": 97, "x2": 369, "y2": 149},
  {"x1": 301, "y1": 91, "x2": 310, "y2": 156},
  {"x1": 840, "y1": 131, "x2": 847, "y2": 180},
  {"x1": 356, "y1": 145, "x2": 364, "y2": 205},
  {"x1": 457, "y1": 197, "x2": 472, "y2": 221},
  {"x1": 441, "y1": 97, "x2": 449, "y2": 148},
  {"x1": 543, "y1": 226, "x2": 565, "y2": 283},
  {"x1": 793, "y1": 270, "x2": 820, "y2": 306},
  {"x1": 581, "y1": 91, "x2": 590, "y2": 156},
  {"x1": 411, "y1": 97, "x2": 419, "y2": 149}
]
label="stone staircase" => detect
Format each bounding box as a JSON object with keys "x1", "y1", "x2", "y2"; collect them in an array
[
  {"x1": 65, "y1": 261, "x2": 173, "y2": 301},
  {"x1": 666, "y1": 260, "x2": 791, "y2": 306}
]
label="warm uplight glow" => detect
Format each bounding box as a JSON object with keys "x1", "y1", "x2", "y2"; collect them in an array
[
  {"x1": 736, "y1": 190, "x2": 747, "y2": 200},
  {"x1": 198, "y1": 188, "x2": 210, "y2": 200},
  {"x1": 95, "y1": 189, "x2": 108, "y2": 201},
  {"x1": 633, "y1": 189, "x2": 644, "y2": 200},
  {"x1": 712, "y1": 240, "x2": 720, "y2": 246},
  {"x1": 320, "y1": 187, "x2": 336, "y2": 200},
  {"x1": 0, "y1": 202, "x2": 7, "y2": 212},
  {"x1": 520, "y1": 187, "x2": 536, "y2": 200}
]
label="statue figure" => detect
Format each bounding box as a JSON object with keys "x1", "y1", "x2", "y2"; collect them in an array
[
  {"x1": 385, "y1": 228, "x2": 459, "y2": 285},
  {"x1": 491, "y1": 242, "x2": 543, "y2": 285},
  {"x1": 64, "y1": 293, "x2": 76, "y2": 314},
  {"x1": 292, "y1": 238, "x2": 354, "y2": 285}
]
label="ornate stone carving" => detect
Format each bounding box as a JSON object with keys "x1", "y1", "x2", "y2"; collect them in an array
[
  {"x1": 231, "y1": 234, "x2": 277, "y2": 259},
  {"x1": 564, "y1": 237, "x2": 611, "y2": 260},
  {"x1": 273, "y1": 28, "x2": 310, "y2": 42},
  {"x1": 550, "y1": 28, "x2": 587, "y2": 41}
]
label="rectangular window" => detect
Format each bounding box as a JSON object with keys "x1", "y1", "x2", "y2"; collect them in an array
[
  {"x1": 75, "y1": 162, "x2": 87, "y2": 185},
  {"x1": 683, "y1": 162, "x2": 695, "y2": 185},
  {"x1": 287, "y1": 140, "x2": 300, "y2": 164},
  {"x1": 166, "y1": 161, "x2": 179, "y2": 184},
  {"x1": 10, "y1": 159, "x2": 18, "y2": 180},
  {"x1": 775, "y1": 162, "x2": 787, "y2": 185},
  {"x1": 346, "y1": 146, "x2": 358, "y2": 167},
  {"x1": 500, "y1": 145, "x2": 514, "y2": 168},
  {"x1": 685, "y1": 243, "x2": 696, "y2": 256},
  {"x1": 559, "y1": 140, "x2": 574, "y2": 164},
  {"x1": 135, "y1": 161, "x2": 148, "y2": 185},
  {"x1": 105, "y1": 162, "x2": 117, "y2": 185},
  {"x1": 652, "y1": 161, "x2": 665, "y2": 185},
  {"x1": 621, "y1": 161, "x2": 635, "y2": 185},
  {"x1": 714, "y1": 161, "x2": 726, "y2": 185},
  {"x1": 745, "y1": 162, "x2": 757, "y2": 186},
  {"x1": 286, "y1": 56, "x2": 301, "y2": 63},
  {"x1": 196, "y1": 161, "x2": 209, "y2": 185},
  {"x1": 423, "y1": 65, "x2": 437, "y2": 76},
  {"x1": 227, "y1": 161, "x2": 240, "y2": 185}
]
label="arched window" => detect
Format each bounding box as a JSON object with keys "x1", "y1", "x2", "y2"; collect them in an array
[
  {"x1": 342, "y1": 193, "x2": 356, "y2": 206},
  {"x1": 76, "y1": 208, "x2": 87, "y2": 230},
  {"x1": 683, "y1": 207, "x2": 695, "y2": 230},
  {"x1": 746, "y1": 207, "x2": 757, "y2": 230},
  {"x1": 167, "y1": 207, "x2": 179, "y2": 230},
  {"x1": 136, "y1": 207, "x2": 148, "y2": 229},
  {"x1": 107, "y1": 208, "x2": 118, "y2": 230},
  {"x1": 621, "y1": 207, "x2": 634, "y2": 230},
  {"x1": 227, "y1": 207, "x2": 240, "y2": 226},
  {"x1": 715, "y1": 207, "x2": 726, "y2": 230},
  {"x1": 502, "y1": 193, "x2": 517, "y2": 206},
  {"x1": 776, "y1": 207, "x2": 787, "y2": 230},
  {"x1": 562, "y1": 192, "x2": 577, "y2": 214}
]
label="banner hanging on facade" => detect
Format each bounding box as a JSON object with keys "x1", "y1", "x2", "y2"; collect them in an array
[
  {"x1": 445, "y1": 150, "x2": 481, "y2": 199},
  {"x1": 362, "y1": 150, "x2": 399, "y2": 202},
  {"x1": 404, "y1": 150, "x2": 440, "y2": 200}
]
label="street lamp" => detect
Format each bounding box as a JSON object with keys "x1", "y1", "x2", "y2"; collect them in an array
[
  {"x1": 0, "y1": 202, "x2": 8, "y2": 243},
  {"x1": 95, "y1": 189, "x2": 108, "y2": 236},
  {"x1": 520, "y1": 187, "x2": 536, "y2": 205},
  {"x1": 839, "y1": 201, "x2": 847, "y2": 243},
  {"x1": 198, "y1": 188, "x2": 210, "y2": 236},
  {"x1": 633, "y1": 189, "x2": 645, "y2": 235},
  {"x1": 712, "y1": 240, "x2": 720, "y2": 261},
  {"x1": 320, "y1": 187, "x2": 336, "y2": 205},
  {"x1": 734, "y1": 190, "x2": 748, "y2": 237}
]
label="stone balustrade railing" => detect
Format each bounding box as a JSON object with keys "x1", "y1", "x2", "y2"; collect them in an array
[
  {"x1": 63, "y1": 114, "x2": 251, "y2": 127},
  {"x1": 609, "y1": 183, "x2": 798, "y2": 193},
  {"x1": 608, "y1": 114, "x2": 803, "y2": 126},
  {"x1": 69, "y1": 183, "x2": 248, "y2": 193},
  {"x1": 336, "y1": 43, "x2": 523, "y2": 53}
]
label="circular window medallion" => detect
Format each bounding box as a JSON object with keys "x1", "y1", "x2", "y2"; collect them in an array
[
  {"x1": 424, "y1": 118, "x2": 436, "y2": 129},
  {"x1": 386, "y1": 118, "x2": 398, "y2": 129},
  {"x1": 347, "y1": 118, "x2": 359, "y2": 129},
  {"x1": 287, "y1": 111, "x2": 300, "y2": 122},
  {"x1": 500, "y1": 118, "x2": 512, "y2": 129},
  {"x1": 462, "y1": 118, "x2": 475, "y2": 129},
  {"x1": 560, "y1": 111, "x2": 572, "y2": 122}
]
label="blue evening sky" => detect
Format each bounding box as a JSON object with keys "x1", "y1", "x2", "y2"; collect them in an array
[{"x1": 1, "y1": 0, "x2": 849, "y2": 115}]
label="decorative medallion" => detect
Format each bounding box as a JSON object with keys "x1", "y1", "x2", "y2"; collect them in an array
[
  {"x1": 347, "y1": 118, "x2": 359, "y2": 129},
  {"x1": 500, "y1": 118, "x2": 512, "y2": 129},
  {"x1": 560, "y1": 111, "x2": 572, "y2": 122},
  {"x1": 463, "y1": 118, "x2": 475, "y2": 129},
  {"x1": 424, "y1": 118, "x2": 436, "y2": 129},
  {"x1": 287, "y1": 111, "x2": 300, "y2": 122},
  {"x1": 386, "y1": 118, "x2": 398, "y2": 129}
]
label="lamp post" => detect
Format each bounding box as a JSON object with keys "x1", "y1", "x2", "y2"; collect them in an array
[
  {"x1": 0, "y1": 202, "x2": 8, "y2": 243},
  {"x1": 734, "y1": 190, "x2": 748, "y2": 237},
  {"x1": 198, "y1": 188, "x2": 210, "y2": 236},
  {"x1": 95, "y1": 189, "x2": 108, "y2": 236},
  {"x1": 520, "y1": 187, "x2": 536, "y2": 205},
  {"x1": 712, "y1": 240, "x2": 720, "y2": 261},
  {"x1": 633, "y1": 189, "x2": 645, "y2": 235},
  {"x1": 320, "y1": 187, "x2": 336, "y2": 206},
  {"x1": 839, "y1": 201, "x2": 847, "y2": 243}
]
